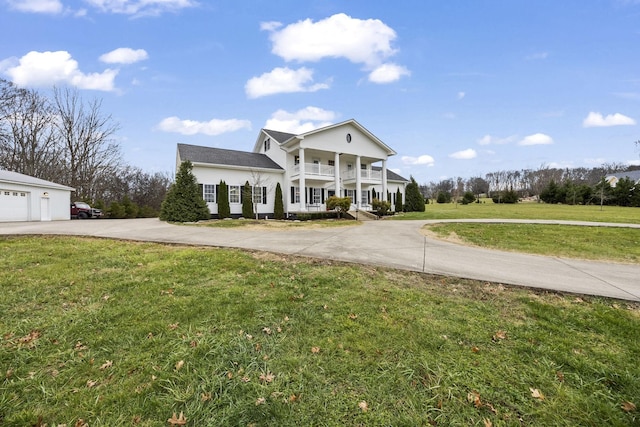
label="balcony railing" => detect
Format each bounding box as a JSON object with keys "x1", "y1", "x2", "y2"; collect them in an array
[
  {"x1": 293, "y1": 163, "x2": 335, "y2": 177},
  {"x1": 342, "y1": 169, "x2": 382, "y2": 181}
]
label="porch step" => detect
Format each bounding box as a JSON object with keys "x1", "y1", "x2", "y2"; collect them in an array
[{"x1": 346, "y1": 210, "x2": 378, "y2": 221}]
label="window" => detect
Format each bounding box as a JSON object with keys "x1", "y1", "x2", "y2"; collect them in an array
[
  {"x1": 346, "y1": 189, "x2": 355, "y2": 204},
  {"x1": 252, "y1": 186, "x2": 263, "y2": 204},
  {"x1": 328, "y1": 160, "x2": 335, "y2": 167},
  {"x1": 361, "y1": 191, "x2": 369, "y2": 205},
  {"x1": 229, "y1": 186, "x2": 240, "y2": 204},
  {"x1": 294, "y1": 187, "x2": 300, "y2": 203},
  {"x1": 312, "y1": 188, "x2": 322, "y2": 204},
  {"x1": 361, "y1": 163, "x2": 367, "y2": 170},
  {"x1": 264, "y1": 138, "x2": 271, "y2": 152},
  {"x1": 294, "y1": 155, "x2": 300, "y2": 165},
  {"x1": 203, "y1": 184, "x2": 215, "y2": 203}
]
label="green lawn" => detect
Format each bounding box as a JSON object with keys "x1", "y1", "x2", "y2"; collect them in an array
[
  {"x1": 395, "y1": 201, "x2": 640, "y2": 224},
  {"x1": 424, "y1": 223, "x2": 640, "y2": 263},
  {"x1": 1, "y1": 236, "x2": 638, "y2": 426}
]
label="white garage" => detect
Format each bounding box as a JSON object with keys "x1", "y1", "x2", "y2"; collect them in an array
[{"x1": 0, "y1": 170, "x2": 75, "y2": 222}]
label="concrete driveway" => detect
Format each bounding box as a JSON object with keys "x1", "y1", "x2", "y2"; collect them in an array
[{"x1": 2, "y1": 218, "x2": 639, "y2": 302}]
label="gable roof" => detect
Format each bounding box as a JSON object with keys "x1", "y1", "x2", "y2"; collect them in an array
[
  {"x1": 0, "y1": 169, "x2": 74, "y2": 191},
  {"x1": 282, "y1": 119, "x2": 397, "y2": 156},
  {"x1": 263, "y1": 129, "x2": 296, "y2": 143},
  {"x1": 607, "y1": 170, "x2": 640, "y2": 183},
  {"x1": 178, "y1": 143, "x2": 284, "y2": 171}
]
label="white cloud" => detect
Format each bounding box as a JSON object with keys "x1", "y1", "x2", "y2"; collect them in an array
[
  {"x1": 401, "y1": 155, "x2": 435, "y2": 166},
  {"x1": 6, "y1": 0, "x2": 62, "y2": 13},
  {"x1": 264, "y1": 13, "x2": 409, "y2": 83},
  {"x1": 457, "y1": 91, "x2": 466, "y2": 100},
  {"x1": 84, "y1": 0, "x2": 196, "y2": 16},
  {"x1": 156, "y1": 117, "x2": 251, "y2": 136},
  {"x1": 260, "y1": 21, "x2": 282, "y2": 31},
  {"x1": 245, "y1": 67, "x2": 330, "y2": 98},
  {"x1": 368, "y1": 63, "x2": 410, "y2": 83},
  {"x1": 477, "y1": 134, "x2": 516, "y2": 145},
  {"x1": 449, "y1": 148, "x2": 477, "y2": 160},
  {"x1": 264, "y1": 106, "x2": 337, "y2": 134},
  {"x1": 525, "y1": 52, "x2": 548, "y2": 60},
  {"x1": 518, "y1": 133, "x2": 554, "y2": 146},
  {"x1": 2, "y1": 50, "x2": 118, "y2": 91},
  {"x1": 99, "y1": 48, "x2": 148, "y2": 64},
  {"x1": 582, "y1": 112, "x2": 636, "y2": 127}
]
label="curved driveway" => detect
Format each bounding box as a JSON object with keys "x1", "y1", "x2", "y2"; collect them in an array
[{"x1": 1, "y1": 218, "x2": 639, "y2": 302}]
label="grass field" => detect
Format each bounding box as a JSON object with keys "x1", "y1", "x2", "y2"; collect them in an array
[
  {"x1": 1, "y1": 236, "x2": 639, "y2": 426},
  {"x1": 395, "y1": 200, "x2": 640, "y2": 224},
  {"x1": 424, "y1": 223, "x2": 640, "y2": 264}
]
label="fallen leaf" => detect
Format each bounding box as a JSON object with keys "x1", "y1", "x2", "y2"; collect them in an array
[
  {"x1": 621, "y1": 401, "x2": 636, "y2": 412},
  {"x1": 86, "y1": 379, "x2": 98, "y2": 388},
  {"x1": 75, "y1": 419, "x2": 88, "y2": 427},
  {"x1": 556, "y1": 371, "x2": 564, "y2": 382},
  {"x1": 471, "y1": 346, "x2": 480, "y2": 353},
  {"x1": 168, "y1": 323, "x2": 179, "y2": 330},
  {"x1": 167, "y1": 411, "x2": 187, "y2": 426},
  {"x1": 468, "y1": 391, "x2": 482, "y2": 408},
  {"x1": 530, "y1": 388, "x2": 545, "y2": 400},
  {"x1": 175, "y1": 360, "x2": 184, "y2": 371},
  {"x1": 483, "y1": 418, "x2": 492, "y2": 427},
  {"x1": 358, "y1": 401, "x2": 368, "y2": 412},
  {"x1": 241, "y1": 376, "x2": 250, "y2": 382},
  {"x1": 259, "y1": 372, "x2": 275, "y2": 383},
  {"x1": 100, "y1": 360, "x2": 113, "y2": 370},
  {"x1": 289, "y1": 394, "x2": 298, "y2": 403},
  {"x1": 201, "y1": 392, "x2": 212, "y2": 402},
  {"x1": 311, "y1": 346, "x2": 320, "y2": 354},
  {"x1": 262, "y1": 327, "x2": 272, "y2": 335},
  {"x1": 256, "y1": 397, "x2": 266, "y2": 405},
  {"x1": 492, "y1": 330, "x2": 507, "y2": 341},
  {"x1": 348, "y1": 313, "x2": 358, "y2": 320}
]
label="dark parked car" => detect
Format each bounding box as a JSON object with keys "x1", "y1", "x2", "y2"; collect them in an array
[{"x1": 70, "y1": 202, "x2": 103, "y2": 219}]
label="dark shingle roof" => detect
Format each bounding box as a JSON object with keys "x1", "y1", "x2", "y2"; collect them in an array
[
  {"x1": 178, "y1": 144, "x2": 283, "y2": 170},
  {"x1": 263, "y1": 129, "x2": 296, "y2": 143},
  {"x1": 372, "y1": 166, "x2": 409, "y2": 182},
  {"x1": 609, "y1": 170, "x2": 640, "y2": 182}
]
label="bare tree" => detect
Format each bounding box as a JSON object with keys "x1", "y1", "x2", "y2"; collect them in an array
[
  {"x1": 53, "y1": 86, "x2": 121, "y2": 201},
  {"x1": 0, "y1": 84, "x2": 59, "y2": 179}
]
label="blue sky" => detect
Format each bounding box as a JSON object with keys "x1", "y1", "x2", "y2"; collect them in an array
[{"x1": 1, "y1": 0, "x2": 640, "y2": 183}]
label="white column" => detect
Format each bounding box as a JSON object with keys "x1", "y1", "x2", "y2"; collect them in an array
[
  {"x1": 334, "y1": 152, "x2": 341, "y2": 197},
  {"x1": 382, "y1": 159, "x2": 388, "y2": 202},
  {"x1": 356, "y1": 155, "x2": 361, "y2": 209},
  {"x1": 299, "y1": 147, "x2": 306, "y2": 211}
]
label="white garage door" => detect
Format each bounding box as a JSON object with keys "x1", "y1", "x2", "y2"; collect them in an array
[{"x1": 0, "y1": 189, "x2": 30, "y2": 221}]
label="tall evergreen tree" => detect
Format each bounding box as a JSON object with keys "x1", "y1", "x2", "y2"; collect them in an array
[
  {"x1": 403, "y1": 176, "x2": 425, "y2": 212},
  {"x1": 395, "y1": 188, "x2": 403, "y2": 212},
  {"x1": 274, "y1": 182, "x2": 284, "y2": 219},
  {"x1": 159, "y1": 160, "x2": 210, "y2": 222},
  {"x1": 218, "y1": 180, "x2": 230, "y2": 219},
  {"x1": 242, "y1": 180, "x2": 254, "y2": 218}
]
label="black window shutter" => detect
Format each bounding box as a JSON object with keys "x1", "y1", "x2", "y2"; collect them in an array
[
  {"x1": 198, "y1": 184, "x2": 204, "y2": 199},
  {"x1": 321, "y1": 189, "x2": 325, "y2": 203},
  {"x1": 291, "y1": 186, "x2": 295, "y2": 202},
  {"x1": 215, "y1": 185, "x2": 219, "y2": 203},
  {"x1": 262, "y1": 187, "x2": 267, "y2": 204}
]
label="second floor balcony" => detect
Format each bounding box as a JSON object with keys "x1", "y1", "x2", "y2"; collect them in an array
[
  {"x1": 342, "y1": 168, "x2": 382, "y2": 182},
  {"x1": 292, "y1": 163, "x2": 335, "y2": 178}
]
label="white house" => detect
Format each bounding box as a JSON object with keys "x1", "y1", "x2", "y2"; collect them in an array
[
  {"x1": 0, "y1": 170, "x2": 74, "y2": 222},
  {"x1": 176, "y1": 119, "x2": 409, "y2": 218},
  {"x1": 605, "y1": 170, "x2": 640, "y2": 188}
]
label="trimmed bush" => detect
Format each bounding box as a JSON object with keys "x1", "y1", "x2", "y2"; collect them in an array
[
  {"x1": 242, "y1": 181, "x2": 254, "y2": 219},
  {"x1": 371, "y1": 198, "x2": 391, "y2": 216},
  {"x1": 218, "y1": 181, "x2": 230, "y2": 219},
  {"x1": 159, "y1": 160, "x2": 210, "y2": 222},
  {"x1": 404, "y1": 176, "x2": 425, "y2": 212},
  {"x1": 395, "y1": 189, "x2": 403, "y2": 212},
  {"x1": 274, "y1": 182, "x2": 284, "y2": 220},
  {"x1": 326, "y1": 196, "x2": 352, "y2": 218}
]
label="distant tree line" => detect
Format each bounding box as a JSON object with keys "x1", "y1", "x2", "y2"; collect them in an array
[
  {"x1": 0, "y1": 79, "x2": 170, "y2": 217},
  {"x1": 420, "y1": 163, "x2": 640, "y2": 207}
]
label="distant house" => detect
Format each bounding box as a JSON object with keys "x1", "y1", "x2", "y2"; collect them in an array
[
  {"x1": 605, "y1": 170, "x2": 640, "y2": 187},
  {"x1": 0, "y1": 170, "x2": 74, "y2": 222},
  {"x1": 176, "y1": 119, "x2": 409, "y2": 218}
]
